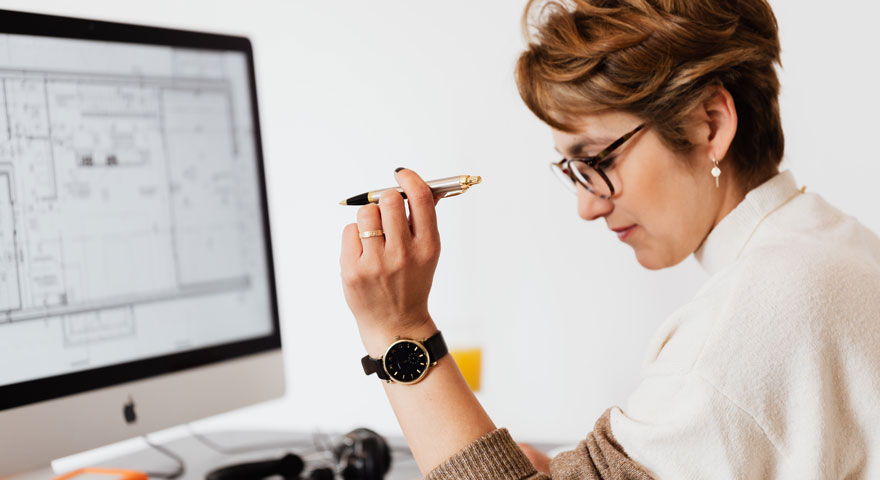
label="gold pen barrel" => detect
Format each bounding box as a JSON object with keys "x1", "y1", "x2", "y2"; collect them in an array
[{"x1": 366, "y1": 175, "x2": 481, "y2": 203}]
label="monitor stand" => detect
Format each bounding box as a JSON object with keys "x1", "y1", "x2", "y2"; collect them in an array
[{"x1": 5, "y1": 430, "x2": 420, "y2": 480}]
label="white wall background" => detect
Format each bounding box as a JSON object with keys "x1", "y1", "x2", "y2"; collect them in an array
[{"x1": 3, "y1": 0, "x2": 878, "y2": 446}]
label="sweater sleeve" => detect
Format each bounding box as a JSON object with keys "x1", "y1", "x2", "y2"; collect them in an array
[
  {"x1": 425, "y1": 409, "x2": 654, "y2": 480},
  {"x1": 550, "y1": 409, "x2": 654, "y2": 479}
]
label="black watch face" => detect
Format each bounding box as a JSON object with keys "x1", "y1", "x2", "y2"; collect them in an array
[{"x1": 384, "y1": 340, "x2": 429, "y2": 384}]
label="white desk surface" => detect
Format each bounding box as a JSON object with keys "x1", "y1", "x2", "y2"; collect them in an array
[{"x1": 9, "y1": 430, "x2": 421, "y2": 480}]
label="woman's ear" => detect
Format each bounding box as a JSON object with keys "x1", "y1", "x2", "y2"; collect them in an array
[{"x1": 689, "y1": 86, "x2": 738, "y2": 162}]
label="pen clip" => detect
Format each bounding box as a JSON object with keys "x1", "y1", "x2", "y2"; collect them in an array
[{"x1": 441, "y1": 190, "x2": 465, "y2": 199}]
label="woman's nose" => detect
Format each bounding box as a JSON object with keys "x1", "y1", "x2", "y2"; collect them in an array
[{"x1": 577, "y1": 184, "x2": 614, "y2": 221}]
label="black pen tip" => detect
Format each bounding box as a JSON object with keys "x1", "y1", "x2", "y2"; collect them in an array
[{"x1": 342, "y1": 192, "x2": 370, "y2": 206}]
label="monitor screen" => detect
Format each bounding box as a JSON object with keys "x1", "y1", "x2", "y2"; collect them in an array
[{"x1": 0, "y1": 19, "x2": 280, "y2": 411}]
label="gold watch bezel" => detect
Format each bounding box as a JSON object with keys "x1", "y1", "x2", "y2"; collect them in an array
[{"x1": 382, "y1": 337, "x2": 432, "y2": 385}]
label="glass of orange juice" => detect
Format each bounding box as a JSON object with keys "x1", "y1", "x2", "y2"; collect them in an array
[{"x1": 449, "y1": 347, "x2": 482, "y2": 391}]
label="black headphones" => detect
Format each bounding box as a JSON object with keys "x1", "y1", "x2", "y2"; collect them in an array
[{"x1": 205, "y1": 428, "x2": 392, "y2": 480}]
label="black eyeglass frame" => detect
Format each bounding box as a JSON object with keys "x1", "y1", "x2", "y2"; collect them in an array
[{"x1": 552, "y1": 123, "x2": 646, "y2": 199}]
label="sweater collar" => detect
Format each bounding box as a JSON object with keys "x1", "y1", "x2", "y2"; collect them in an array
[{"x1": 694, "y1": 170, "x2": 800, "y2": 275}]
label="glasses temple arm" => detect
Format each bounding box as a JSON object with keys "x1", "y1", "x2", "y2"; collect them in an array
[{"x1": 591, "y1": 123, "x2": 646, "y2": 162}]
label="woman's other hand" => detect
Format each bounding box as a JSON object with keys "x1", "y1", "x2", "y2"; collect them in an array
[
  {"x1": 340, "y1": 168, "x2": 441, "y2": 354},
  {"x1": 518, "y1": 443, "x2": 552, "y2": 475}
]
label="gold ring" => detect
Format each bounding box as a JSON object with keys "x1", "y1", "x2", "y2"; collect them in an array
[{"x1": 359, "y1": 229, "x2": 384, "y2": 239}]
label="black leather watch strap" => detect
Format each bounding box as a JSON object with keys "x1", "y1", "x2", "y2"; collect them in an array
[
  {"x1": 361, "y1": 355, "x2": 389, "y2": 380},
  {"x1": 424, "y1": 331, "x2": 448, "y2": 364},
  {"x1": 361, "y1": 331, "x2": 447, "y2": 382}
]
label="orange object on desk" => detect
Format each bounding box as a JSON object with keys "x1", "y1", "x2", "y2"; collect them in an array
[
  {"x1": 53, "y1": 467, "x2": 148, "y2": 480},
  {"x1": 450, "y1": 347, "x2": 482, "y2": 391}
]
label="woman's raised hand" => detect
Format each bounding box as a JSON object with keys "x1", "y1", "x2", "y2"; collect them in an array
[{"x1": 340, "y1": 169, "x2": 441, "y2": 355}]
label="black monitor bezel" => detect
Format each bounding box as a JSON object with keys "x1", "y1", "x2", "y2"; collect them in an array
[{"x1": 0, "y1": 9, "x2": 282, "y2": 412}]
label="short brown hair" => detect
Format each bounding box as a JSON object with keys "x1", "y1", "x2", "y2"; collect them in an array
[{"x1": 516, "y1": 0, "x2": 784, "y2": 190}]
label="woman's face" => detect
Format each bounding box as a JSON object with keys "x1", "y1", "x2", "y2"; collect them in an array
[{"x1": 552, "y1": 110, "x2": 738, "y2": 270}]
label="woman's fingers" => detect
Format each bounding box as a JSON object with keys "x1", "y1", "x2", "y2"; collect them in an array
[
  {"x1": 356, "y1": 204, "x2": 384, "y2": 259},
  {"x1": 340, "y1": 222, "x2": 362, "y2": 268},
  {"x1": 394, "y1": 169, "x2": 439, "y2": 242},
  {"x1": 340, "y1": 169, "x2": 441, "y2": 337},
  {"x1": 378, "y1": 189, "x2": 411, "y2": 252},
  {"x1": 518, "y1": 443, "x2": 552, "y2": 475}
]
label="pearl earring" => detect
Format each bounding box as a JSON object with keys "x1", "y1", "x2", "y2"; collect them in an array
[{"x1": 711, "y1": 156, "x2": 721, "y2": 188}]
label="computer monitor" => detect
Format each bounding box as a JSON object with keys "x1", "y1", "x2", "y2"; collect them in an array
[{"x1": 0, "y1": 9, "x2": 284, "y2": 476}]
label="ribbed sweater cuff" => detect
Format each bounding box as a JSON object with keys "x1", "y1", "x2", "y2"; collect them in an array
[{"x1": 425, "y1": 428, "x2": 537, "y2": 480}]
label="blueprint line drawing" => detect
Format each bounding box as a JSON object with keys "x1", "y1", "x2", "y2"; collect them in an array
[
  {"x1": 0, "y1": 65, "x2": 254, "y2": 344},
  {"x1": 0, "y1": 164, "x2": 22, "y2": 313},
  {"x1": 0, "y1": 36, "x2": 273, "y2": 386}
]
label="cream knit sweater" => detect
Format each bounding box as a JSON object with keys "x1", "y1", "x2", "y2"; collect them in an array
[{"x1": 426, "y1": 170, "x2": 880, "y2": 479}]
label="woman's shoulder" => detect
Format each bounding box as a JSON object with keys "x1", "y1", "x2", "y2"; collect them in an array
[
  {"x1": 692, "y1": 190, "x2": 880, "y2": 371},
  {"x1": 684, "y1": 195, "x2": 880, "y2": 453},
  {"x1": 723, "y1": 239, "x2": 879, "y2": 340},
  {"x1": 733, "y1": 190, "x2": 880, "y2": 301},
  {"x1": 687, "y1": 190, "x2": 880, "y2": 363},
  {"x1": 643, "y1": 187, "x2": 880, "y2": 376}
]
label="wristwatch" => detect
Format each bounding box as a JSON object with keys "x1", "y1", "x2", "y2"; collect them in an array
[{"x1": 361, "y1": 331, "x2": 448, "y2": 385}]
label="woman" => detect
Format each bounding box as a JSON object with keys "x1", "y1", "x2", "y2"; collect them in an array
[{"x1": 340, "y1": 0, "x2": 880, "y2": 478}]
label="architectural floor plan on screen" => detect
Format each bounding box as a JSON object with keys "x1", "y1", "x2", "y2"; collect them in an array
[{"x1": 0, "y1": 34, "x2": 273, "y2": 387}]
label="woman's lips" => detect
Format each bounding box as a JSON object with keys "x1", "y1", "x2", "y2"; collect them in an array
[{"x1": 613, "y1": 225, "x2": 638, "y2": 241}]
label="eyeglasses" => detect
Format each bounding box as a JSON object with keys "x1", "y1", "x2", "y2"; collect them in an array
[{"x1": 550, "y1": 123, "x2": 646, "y2": 199}]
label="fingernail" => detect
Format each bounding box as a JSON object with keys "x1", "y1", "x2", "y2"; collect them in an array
[{"x1": 395, "y1": 167, "x2": 406, "y2": 173}]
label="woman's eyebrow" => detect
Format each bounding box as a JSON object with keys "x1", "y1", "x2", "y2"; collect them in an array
[{"x1": 555, "y1": 136, "x2": 613, "y2": 157}]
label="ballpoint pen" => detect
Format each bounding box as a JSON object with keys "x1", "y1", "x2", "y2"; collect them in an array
[{"x1": 339, "y1": 175, "x2": 482, "y2": 206}]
